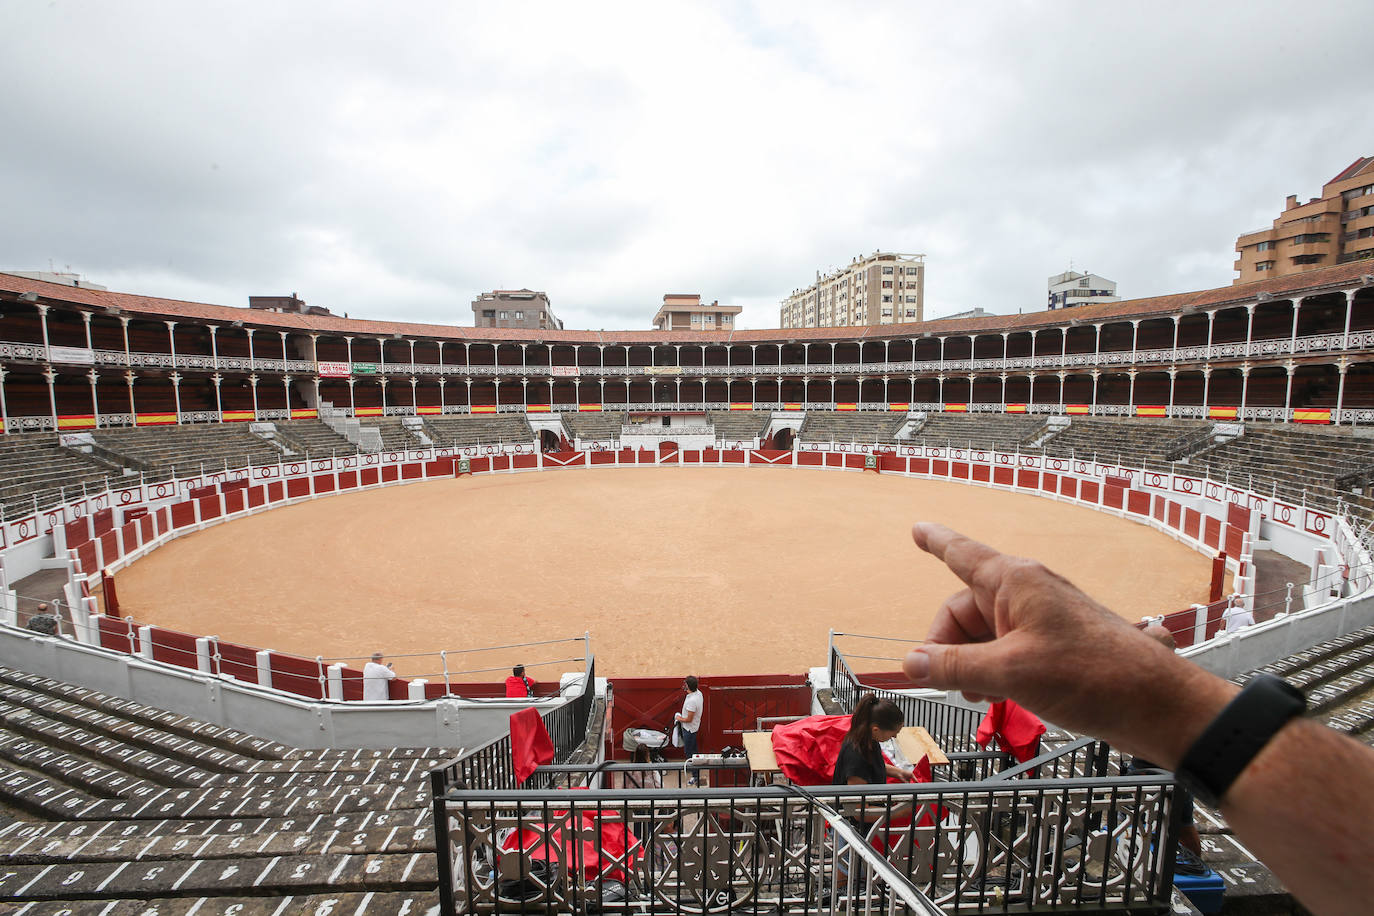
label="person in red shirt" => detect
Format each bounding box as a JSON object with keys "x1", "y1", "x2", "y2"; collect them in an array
[{"x1": 505, "y1": 665, "x2": 534, "y2": 699}]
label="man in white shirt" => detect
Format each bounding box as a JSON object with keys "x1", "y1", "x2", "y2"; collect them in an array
[
  {"x1": 1222, "y1": 596, "x2": 1256, "y2": 633},
  {"x1": 362, "y1": 652, "x2": 396, "y2": 701},
  {"x1": 675, "y1": 675, "x2": 704, "y2": 785}
]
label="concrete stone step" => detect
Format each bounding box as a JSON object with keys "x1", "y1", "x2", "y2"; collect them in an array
[
  {"x1": 234, "y1": 753, "x2": 445, "y2": 780},
  {"x1": 0, "y1": 851, "x2": 437, "y2": 902},
  {"x1": 207, "y1": 757, "x2": 436, "y2": 789},
  {"x1": 0, "y1": 806, "x2": 431, "y2": 848},
  {"x1": 71, "y1": 781, "x2": 431, "y2": 821},
  {"x1": 0, "y1": 668, "x2": 291, "y2": 761},
  {"x1": 0, "y1": 889, "x2": 439, "y2": 915},
  {"x1": 0, "y1": 729, "x2": 157, "y2": 799},
  {"x1": 0, "y1": 760, "x2": 100, "y2": 819},
  {"x1": 0, "y1": 699, "x2": 214, "y2": 788},
  {"x1": 0, "y1": 682, "x2": 256, "y2": 773},
  {"x1": 0, "y1": 818, "x2": 435, "y2": 864}
]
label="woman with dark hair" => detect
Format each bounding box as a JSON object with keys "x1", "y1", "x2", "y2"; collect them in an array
[{"x1": 833, "y1": 694, "x2": 914, "y2": 785}]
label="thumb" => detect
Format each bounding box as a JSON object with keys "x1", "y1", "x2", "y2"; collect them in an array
[{"x1": 904, "y1": 642, "x2": 1008, "y2": 700}]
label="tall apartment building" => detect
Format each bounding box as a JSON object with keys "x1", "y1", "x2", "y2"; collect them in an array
[
  {"x1": 471, "y1": 289, "x2": 563, "y2": 330},
  {"x1": 1234, "y1": 155, "x2": 1374, "y2": 285},
  {"x1": 1047, "y1": 271, "x2": 1119, "y2": 310},
  {"x1": 651, "y1": 294, "x2": 742, "y2": 331},
  {"x1": 779, "y1": 252, "x2": 924, "y2": 329}
]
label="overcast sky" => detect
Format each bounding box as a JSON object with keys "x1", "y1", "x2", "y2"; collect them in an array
[{"x1": 3, "y1": 1, "x2": 1371, "y2": 330}]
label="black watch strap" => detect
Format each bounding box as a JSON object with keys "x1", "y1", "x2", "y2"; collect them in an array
[{"x1": 1176, "y1": 673, "x2": 1306, "y2": 807}]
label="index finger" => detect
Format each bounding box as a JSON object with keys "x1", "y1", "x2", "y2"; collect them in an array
[{"x1": 911, "y1": 522, "x2": 1007, "y2": 589}]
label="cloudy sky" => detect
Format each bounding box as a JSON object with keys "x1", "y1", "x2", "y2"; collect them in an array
[{"x1": 3, "y1": 1, "x2": 1372, "y2": 330}]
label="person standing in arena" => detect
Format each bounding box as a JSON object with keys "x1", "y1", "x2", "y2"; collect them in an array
[
  {"x1": 675, "y1": 675, "x2": 704, "y2": 785},
  {"x1": 362, "y1": 652, "x2": 395, "y2": 701}
]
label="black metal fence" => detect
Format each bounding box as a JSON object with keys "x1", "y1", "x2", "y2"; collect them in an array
[
  {"x1": 431, "y1": 753, "x2": 1182, "y2": 914},
  {"x1": 828, "y1": 645, "x2": 985, "y2": 753}
]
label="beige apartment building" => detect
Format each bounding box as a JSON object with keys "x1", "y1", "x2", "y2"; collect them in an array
[
  {"x1": 651, "y1": 294, "x2": 742, "y2": 331},
  {"x1": 1234, "y1": 156, "x2": 1374, "y2": 285},
  {"x1": 471, "y1": 289, "x2": 563, "y2": 330},
  {"x1": 780, "y1": 251, "x2": 925, "y2": 329}
]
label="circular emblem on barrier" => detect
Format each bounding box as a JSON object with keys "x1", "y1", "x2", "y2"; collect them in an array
[
  {"x1": 118, "y1": 490, "x2": 135, "y2": 505},
  {"x1": 1181, "y1": 479, "x2": 1197, "y2": 494},
  {"x1": 154, "y1": 484, "x2": 172, "y2": 499},
  {"x1": 45, "y1": 511, "x2": 61, "y2": 527},
  {"x1": 385, "y1": 451, "x2": 400, "y2": 463},
  {"x1": 1147, "y1": 473, "x2": 1162, "y2": 487},
  {"x1": 286, "y1": 463, "x2": 303, "y2": 475},
  {"x1": 1311, "y1": 514, "x2": 1327, "y2": 534},
  {"x1": 1276, "y1": 505, "x2": 1293, "y2": 523},
  {"x1": 463, "y1": 446, "x2": 476, "y2": 456},
  {"x1": 972, "y1": 450, "x2": 987, "y2": 462},
  {"x1": 1019, "y1": 455, "x2": 1033, "y2": 466},
  {"x1": 17, "y1": 520, "x2": 33, "y2": 539},
  {"x1": 995, "y1": 453, "x2": 1011, "y2": 465}
]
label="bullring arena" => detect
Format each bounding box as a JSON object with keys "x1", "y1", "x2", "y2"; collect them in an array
[
  {"x1": 111, "y1": 467, "x2": 1213, "y2": 679},
  {"x1": 2, "y1": 262, "x2": 1374, "y2": 914}
]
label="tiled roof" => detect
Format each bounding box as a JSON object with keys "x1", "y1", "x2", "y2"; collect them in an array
[{"x1": 1, "y1": 260, "x2": 1369, "y2": 347}]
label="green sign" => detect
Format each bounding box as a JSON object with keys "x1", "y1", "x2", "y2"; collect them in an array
[
  {"x1": 352, "y1": 362, "x2": 378, "y2": 375},
  {"x1": 458, "y1": 458, "x2": 471, "y2": 475},
  {"x1": 864, "y1": 453, "x2": 878, "y2": 469}
]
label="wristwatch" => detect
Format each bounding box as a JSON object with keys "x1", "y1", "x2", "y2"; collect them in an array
[{"x1": 1175, "y1": 673, "x2": 1306, "y2": 807}]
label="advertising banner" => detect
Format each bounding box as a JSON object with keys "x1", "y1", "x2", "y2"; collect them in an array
[
  {"x1": 550, "y1": 365, "x2": 579, "y2": 377},
  {"x1": 49, "y1": 345, "x2": 95, "y2": 365},
  {"x1": 316, "y1": 361, "x2": 351, "y2": 378},
  {"x1": 352, "y1": 362, "x2": 378, "y2": 375}
]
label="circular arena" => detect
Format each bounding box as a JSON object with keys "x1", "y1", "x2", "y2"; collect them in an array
[
  {"x1": 109, "y1": 466, "x2": 1214, "y2": 679},
  {"x1": 2, "y1": 265, "x2": 1373, "y2": 915}
]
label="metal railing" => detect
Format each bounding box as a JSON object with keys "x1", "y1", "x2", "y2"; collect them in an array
[
  {"x1": 429, "y1": 753, "x2": 1182, "y2": 914},
  {"x1": 827, "y1": 640, "x2": 985, "y2": 754}
]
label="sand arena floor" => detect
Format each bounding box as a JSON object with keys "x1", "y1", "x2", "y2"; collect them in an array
[{"x1": 112, "y1": 468, "x2": 1214, "y2": 680}]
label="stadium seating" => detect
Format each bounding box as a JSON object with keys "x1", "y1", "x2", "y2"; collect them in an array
[
  {"x1": 562, "y1": 411, "x2": 627, "y2": 441},
  {"x1": 904, "y1": 413, "x2": 1043, "y2": 451},
  {"x1": 423, "y1": 414, "x2": 534, "y2": 447},
  {"x1": 1036, "y1": 417, "x2": 1209, "y2": 469},
  {"x1": 707, "y1": 410, "x2": 771, "y2": 440},
  {"x1": 1182, "y1": 426, "x2": 1374, "y2": 511},
  {"x1": 91, "y1": 425, "x2": 286, "y2": 478},
  {"x1": 0, "y1": 433, "x2": 118, "y2": 519},
  {"x1": 272, "y1": 418, "x2": 357, "y2": 456},
  {"x1": 365, "y1": 417, "x2": 423, "y2": 449},
  {"x1": 797, "y1": 410, "x2": 905, "y2": 444},
  {"x1": 0, "y1": 663, "x2": 444, "y2": 911}
]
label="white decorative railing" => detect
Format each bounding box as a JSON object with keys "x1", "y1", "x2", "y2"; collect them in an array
[{"x1": 7, "y1": 327, "x2": 1374, "y2": 381}]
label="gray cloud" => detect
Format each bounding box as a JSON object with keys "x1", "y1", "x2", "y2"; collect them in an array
[{"x1": 2, "y1": 0, "x2": 1371, "y2": 330}]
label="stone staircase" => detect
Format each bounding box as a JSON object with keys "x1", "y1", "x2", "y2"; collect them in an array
[{"x1": 0, "y1": 664, "x2": 445, "y2": 912}]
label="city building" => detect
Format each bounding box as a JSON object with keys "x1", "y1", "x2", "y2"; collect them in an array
[
  {"x1": 780, "y1": 251, "x2": 925, "y2": 329},
  {"x1": 249, "y1": 293, "x2": 333, "y2": 316},
  {"x1": 2, "y1": 270, "x2": 106, "y2": 291},
  {"x1": 651, "y1": 293, "x2": 741, "y2": 331},
  {"x1": 1234, "y1": 155, "x2": 1374, "y2": 285},
  {"x1": 937, "y1": 307, "x2": 996, "y2": 321},
  {"x1": 1047, "y1": 271, "x2": 1120, "y2": 310},
  {"x1": 472, "y1": 289, "x2": 562, "y2": 330}
]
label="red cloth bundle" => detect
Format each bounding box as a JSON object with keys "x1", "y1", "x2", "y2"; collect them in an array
[
  {"x1": 975, "y1": 699, "x2": 1046, "y2": 763},
  {"x1": 510, "y1": 707, "x2": 555, "y2": 785}
]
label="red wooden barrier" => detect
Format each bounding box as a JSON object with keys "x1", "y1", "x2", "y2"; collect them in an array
[{"x1": 610, "y1": 674, "x2": 811, "y2": 759}]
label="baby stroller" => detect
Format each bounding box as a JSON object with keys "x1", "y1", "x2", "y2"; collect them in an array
[{"x1": 621, "y1": 726, "x2": 671, "y2": 763}]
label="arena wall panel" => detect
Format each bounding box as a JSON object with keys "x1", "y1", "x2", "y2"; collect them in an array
[
  {"x1": 490, "y1": 455, "x2": 511, "y2": 472},
  {"x1": 215, "y1": 640, "x2": 261, "y2": 683},
  {"x1": 1059, "y1": 476, "x2": 1077, "y2": 498},
  {"x1": 1127, "y1": 490, "x2": 1150, "y2": 516},
  {"x1": 149, "y1": 627, "x2": 199, "y2": 670},
  {"x1": 512, "y1": 455, "x2": 537, "y2": 470},
  {"x1": 360, "y1": 467, "x2": 379, "y2": 485},
  {"x1": 198, "y1": 495, "x2": 221, "y2": 522},
  {"x1": 1103, "y1": 485, "x2": 1124, "y2": 510},
  {"x1": 120, "y1": 520, "x2": 140, "y2": 553},
  {"x1": 266, "y1": 481, "x2": 285, "y2": 502},
  {"x1": 845, "y1": 454, "x2": 866, "y2": 470},
  {"x1": 932, "y1": 459, "x2": 948, "y2": 476},
  {"x1": 703, "y1": 449, "x2": 722, "y2": 463},
  {"x1": 77, "y1": 539, "x2": 97, "y2": 574},
  {"x1": 971, "y1": 463, "x2": 990, "y2": 482},
  {"x1": 401, "y1": 462, "x2": 422, "y2": 479},
  {"x1": 99, "y1": 530, "x2": 118, "y2": 565},
  {"x1": 64, "y1": 516, "x2": 91, "y2": 549},
  {"x1": 1225, "y1": 524, "x2": 1244, "y2": 558},
  {"x1": 380, "y1": 465, "x2": 399, "y2": 482},
  {"x1": 338, "y1": 470, "x2": 359, "y2": 489},
  {"x1": 139, "y1": 513, "x2": 156, "y2": 542},
  {"x1": 313, "y1": 474, "x2": 336, "y2": 494},
  {"x1": 1018, "y1": 469, "x2": 1040, "y2": 489},
  {"x1": 1158, "y1": 606, "x2": 1199, "y2": 648},
  {"x1": 1203, "y1": 516, "x2": 1222, "y2": 550},
  {"x1": 798, "y1": 451, "x2": 822, "y2": 467},
  {"x1": 189, "y1": 485, "x2": 216, "y2": 500},
  {"x1": 91, "y1": 507, "x2": 114, "y2": 537},
  {"x1": 1184, "y1": 507, "x2": 1202, "y2": 540},
  {"x1": 591, "y1": 451, "x2": 615, "y2": 465},
  {"x1": 170, "y1": 501, "x2": 196, "y2": 529},
  {"x1": 224, "y1": 489, "x2": 245, "y2": 514},
  {"x1": 1041, "y1": 472, "x2": 1057, "y2": 493},
  {"x1": 468, "y1": 458, "x2": 490, "y2": 474},
  {"x1": 610, "y1": 674, "x2": 811, "y2": 758},
  {"x1": 286, "y1": 477, "x2": 310, "y2": 498},
  {"x1": 268, "y1": 653, "x2": 326, "y2": 699},
  {"x1": 951, "y1": 461, "x2": 969, "y2": 479}
]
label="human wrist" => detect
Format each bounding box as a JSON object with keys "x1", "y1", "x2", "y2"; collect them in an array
[{"x1": 1139, "y1": 665, "x2": 1240, "y2": 769}]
